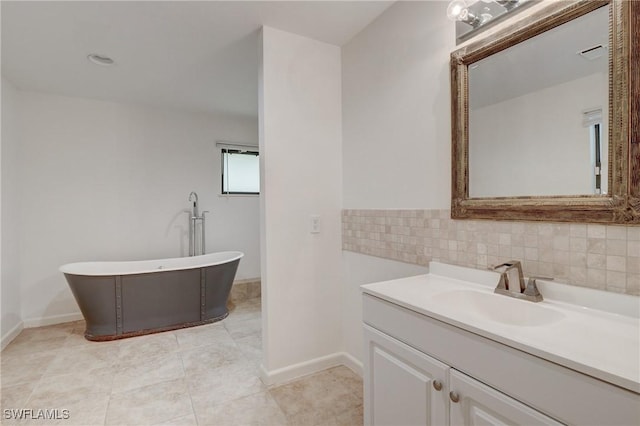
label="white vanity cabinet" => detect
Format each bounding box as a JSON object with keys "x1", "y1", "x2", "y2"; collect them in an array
[
  {"x1": 448, "y1": 370, "x2": 561, "y2": 426},
  {"x1": 364, "y1": 324, "x2": 560, "y2": 426},
  {"x1": 364, "y1": 325, "x2": 449, "y2": 425},
  {"x1": 362, "y1": 289, "x2": 640, "y2": 426}
]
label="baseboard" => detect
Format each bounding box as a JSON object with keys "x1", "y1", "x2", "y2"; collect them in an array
[
  {"x1": 259, "y1": 352, "x2": 363, "y2": 386},
  {"x1": 233, "y1": 277, "x2": 261, "y2": 284},
  {"x1": 22, "y1": 312, "x2": 83, "y2": 329},
  {"x1": 1, "y1": 321, "x2": 24, "y2": 351},
  {"x1": 340, "y1": 351, "x2": 364, "y2": 377}
]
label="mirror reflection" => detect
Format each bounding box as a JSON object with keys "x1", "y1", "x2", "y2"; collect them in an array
[{"x1": 468, "y1": 5, "x2": 609, "y2": 198}]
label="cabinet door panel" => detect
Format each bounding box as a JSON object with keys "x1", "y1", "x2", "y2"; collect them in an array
[
  {"x1": 364, "y1": 325, "x2": 449, "y2": 426},
  {"x1": 449, "y1": 370, "x2": 563, "y2": 426}
]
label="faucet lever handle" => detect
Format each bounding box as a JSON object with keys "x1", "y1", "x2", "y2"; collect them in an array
[{"x1": 523, "y1": 276, "x2": 552, "y2": 301}]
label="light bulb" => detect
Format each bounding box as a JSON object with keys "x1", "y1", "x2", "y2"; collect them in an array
[
  {"x1": 480, "y1": 12, "x2": 493, "y2": 24},
  {"x1": 447, "y1": 0, "x2": 468, "y2": 20},
  {"x1": 447, "y1": 0, "x2": 483, "y2": 27}
]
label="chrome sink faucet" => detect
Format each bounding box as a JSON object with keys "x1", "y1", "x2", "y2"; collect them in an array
[{"x1": 491, "y1": 260, "x2": 551, "y2": 302}]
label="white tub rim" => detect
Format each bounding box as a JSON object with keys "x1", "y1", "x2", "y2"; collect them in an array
[{"x1": 59, "y1": 251, "x2": 244, "y2": 276}]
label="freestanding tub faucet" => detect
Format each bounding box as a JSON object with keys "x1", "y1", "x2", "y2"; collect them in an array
[
  {"x1": 189, "y1": 191, "x2": 199, "y2": 217},
  {"x1": 188, "y1": 191, "x2": 209, "y2": 256}
]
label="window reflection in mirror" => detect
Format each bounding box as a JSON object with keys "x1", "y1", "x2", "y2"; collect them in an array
[{"x1": 467, "y1": 5, "x2": 609, "y2": 198}]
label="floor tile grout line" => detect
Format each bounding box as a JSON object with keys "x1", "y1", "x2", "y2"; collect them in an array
[
  {"x1": 0, "y1": 299, "x2": 361, "y2": 426},
  {"x1": 186, "y1": 323, "x2": 263, "y2": 425},
  {"x1": 18, "y1": 342, "x2": 62, "y2": 409},
  {"x1": 103, "y1": 390, "x2": 113, "y2": 426},
  {"x1": 265, "y1": 386, "x2": 292, "y2": 422},
  {"x1": 177, "y1": 350, "x2": 199, "y2": 426}
]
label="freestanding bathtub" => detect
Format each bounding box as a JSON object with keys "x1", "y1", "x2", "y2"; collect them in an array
[{"x1": 60, "y1": 251, "x2": 243, "y2": 341}]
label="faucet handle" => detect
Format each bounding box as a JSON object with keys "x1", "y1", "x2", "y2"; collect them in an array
[{"x1": 523, "y1": 276, "x2": 553, "y2": 301}]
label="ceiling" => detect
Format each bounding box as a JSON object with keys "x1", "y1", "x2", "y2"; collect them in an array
[
  {"x1": 1, "y1": 1, "x2": 393, "y2": 118},
  {"x1": 469, "y1": 4, "x2": 609, "y2": 109}
]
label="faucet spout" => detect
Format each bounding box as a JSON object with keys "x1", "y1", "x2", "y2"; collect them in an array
[
  {"x1": 491, "y1": 260, "x2": 525, "y2": 293},
  {"x1": 188, "y1": 191, "x2": 199, "y2": 217},
  {"x1": 491, "y1": 260, "x2": 547, "y2": 303},
  {"x1": 187, "y1": 191, "x2": 207, "y2": 257}
]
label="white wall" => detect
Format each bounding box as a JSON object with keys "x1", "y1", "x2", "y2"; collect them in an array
[
  {"x1": 259, "y1": 27, "x2": 343, "y2": 379},
  {"x1": 16, "y1": 91, "x2": 258, "y2": 324},
  {"x1": 341, "y1": 251, "x2": 428, "y2": 366},
  {"x1": 470, "y1": 72, "x2": 608, "y2": 197},
  {"x1": 342, "y1": 1, "x2": 454, "y2": 210},
  {"x1": 1, "y1": 77, "x2": 23, "y2": 343},
  {"x1": 341, "y1": 1, "x2": 455, "y2": 367}
]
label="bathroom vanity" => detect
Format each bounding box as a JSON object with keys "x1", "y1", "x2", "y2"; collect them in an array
[{"x1": 362, "y1": 263, "x2": 640, "y2": 425}]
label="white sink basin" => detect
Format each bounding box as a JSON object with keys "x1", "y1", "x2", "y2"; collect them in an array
[
  {"x1": 361, "y1": 262, "x2": 640, "y2": 393},
  {"x1": 432, "y1": 289, "x2": 566, "y2": 326}
]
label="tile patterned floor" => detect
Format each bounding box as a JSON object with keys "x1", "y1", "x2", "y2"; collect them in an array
[{"x1": 0, "y1": 298, "x2": 363, "y2": 426}]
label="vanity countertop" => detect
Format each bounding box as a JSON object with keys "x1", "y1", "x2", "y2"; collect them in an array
[{"x1": 361, "y1": 262, "x2": 640, "y2": 394}]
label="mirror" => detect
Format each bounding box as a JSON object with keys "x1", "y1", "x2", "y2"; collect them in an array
[
  {"x1": 451, "y1": 0, "x2": 639, "y2": 224},
  {"x1": 469, "y1": 5, "x2": 608, "y2": 197}
]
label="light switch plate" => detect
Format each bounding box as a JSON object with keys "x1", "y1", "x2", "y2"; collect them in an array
[{"x1": 311, "y1": 215, "x2": 321, "y2": 234}]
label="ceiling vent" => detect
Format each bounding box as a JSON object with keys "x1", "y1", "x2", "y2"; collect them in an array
[{"x1": 578, "y1": 45, "x2": 607, "y2": 60}]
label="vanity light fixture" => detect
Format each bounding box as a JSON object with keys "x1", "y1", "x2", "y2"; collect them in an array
[
  {"x1": 495, "y1": 0, "x2": 520, "y2": 11},
  {"x1": 447, "y1": 0, "x2": 482, "y2": 28},
  {"x1": 87, "y1": 53, "x2": 115, "y2": 66},
  {"x1": 447, "y1": 0, "x2": 525, "y2": 32}
]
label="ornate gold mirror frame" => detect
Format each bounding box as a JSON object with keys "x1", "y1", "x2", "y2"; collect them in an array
[{"x1": 451, "y1": 0, "x2": 638, "y2": 224}]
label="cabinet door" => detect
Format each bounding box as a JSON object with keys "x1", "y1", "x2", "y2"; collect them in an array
[
  {"x1": 364, "y1": 325, "x2": 449, "y2": 426},
  {"x1": 449, "y1": 370, "x2": 563, "y2": 426}
]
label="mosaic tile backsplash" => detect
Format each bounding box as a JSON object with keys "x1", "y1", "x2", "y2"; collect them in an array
[{"x1": 342, "y1": 209, "x2": 640, "y2": 295}]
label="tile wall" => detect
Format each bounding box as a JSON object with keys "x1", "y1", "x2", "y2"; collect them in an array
[
  {"x1": 230, "y1": 279, "x2": 261, "y2": 304},
  {"x1": 342, "y1": 209, "x2": 640, "y2": 295}
]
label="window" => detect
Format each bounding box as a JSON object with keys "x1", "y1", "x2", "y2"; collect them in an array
[
  {"x1": 221, "y1": 148, "x2": 260, "y2": 195},
  {"x1": 590, "y1": 122, "x2": 603, "y2": 194},
  {"x1": 583, "y1": 108, "x2": 604, "y2": 195}
]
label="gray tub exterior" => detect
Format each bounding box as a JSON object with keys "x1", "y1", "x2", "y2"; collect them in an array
[{"x1": 64, "y1": 258, "x2": 240, "y2": 341}]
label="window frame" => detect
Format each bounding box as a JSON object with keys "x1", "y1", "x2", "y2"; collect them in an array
[
  {"x1": 591, "y1": 122, "x2": 603, "y2": 195},
  {"x1": 220, "y1": 148, "x2": 260, "y2": 196}
]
